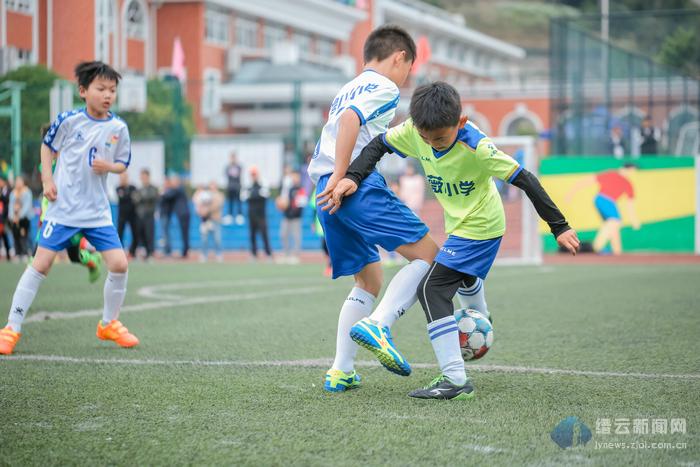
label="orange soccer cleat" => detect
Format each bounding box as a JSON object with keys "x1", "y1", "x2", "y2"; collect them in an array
[
  {"x1": 96, "y1": 320, "x2": 139, "y2": 348},
  {"x1": 0, "y1": 326, "x2": 21, "y2": 355}
]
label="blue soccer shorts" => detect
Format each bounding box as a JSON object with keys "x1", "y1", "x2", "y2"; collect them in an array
[
  {"x1": 38, "y1": 221, "x2": 123, "y2": 252},
  {"x1": 434, "y1": 235, "x2": 502, "y2": 280},
  {"x1": 316, "y1": 171, "x2": 429, "y2": 279}
]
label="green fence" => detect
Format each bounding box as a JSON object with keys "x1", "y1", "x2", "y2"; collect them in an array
[{"x1": 550, "y1": 9, "x2": 700, "y2": 157}]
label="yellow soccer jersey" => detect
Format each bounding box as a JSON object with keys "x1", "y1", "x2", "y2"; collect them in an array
[{"x1": 382, "y1": 119, "x2": 521, "y2": 240}]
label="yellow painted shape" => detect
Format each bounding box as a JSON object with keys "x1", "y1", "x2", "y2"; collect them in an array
[{"x1": 538, "y1": 168, "x2": 696, "y2": 232}]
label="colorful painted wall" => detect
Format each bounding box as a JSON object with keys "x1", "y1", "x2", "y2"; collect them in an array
[{"x1": 539, "y1": 158, "x2": 696, "y2": 253}]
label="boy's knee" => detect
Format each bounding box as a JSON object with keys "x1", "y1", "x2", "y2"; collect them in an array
[
  {"x1": 32, "y1": 261, "x2": 51, "y2": 276},
  {"x1": 110, "y1": 259, "x2": 128, "y2": 274}
]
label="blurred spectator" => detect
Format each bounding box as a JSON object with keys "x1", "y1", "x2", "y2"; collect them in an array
[
  {"x1": 193, "y1": 181, "x2": 224, "y2": 263},
  {"x1": 159, "y1": 177, "x2": 173, "y2": 255},
  {"x1": 134, "y1": 169, "x2": 159, "y2": 260},
  {"x1": 277, "y1": 170, "x2": 307, "y2": 263},
  {"x1": 398, "y1": 163, "x2": 425, "y2": 214},
  {"x1": 8, "y1": 176, "x2": 32, "y2": 260},
  {"x1": 609, "y1": 126, "x2": 627, "y2": 159},
  {"x1": 279, "y1": 165, "x2": 294, "y2": 201},
  {"x1": 0, "y1": 177, "x2": 11, "y2": 260},
  {"x1": 224, "y1": 152, "x2": 244, "y2": 225},
  {"x1": 243, "y1": 166, "x2": 272, "y2": 261},
  {"x1": 116, "y1": 171, "x2": 138, "y2": 257},
  {"x1": 161, "y1": 174, "x2": 190, "y2": 258},
  {"x1": 639, "y1": 116, "x2": 659, "y2": 155}
]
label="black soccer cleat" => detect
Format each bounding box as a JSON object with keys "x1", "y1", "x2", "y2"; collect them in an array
[{"x1": 408, "y1": 375, "x2": 476, "y2": 401}]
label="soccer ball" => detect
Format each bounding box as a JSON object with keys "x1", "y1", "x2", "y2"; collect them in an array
[{"x1": 454, "y1": 308, "x2": 493, "y2": 361}]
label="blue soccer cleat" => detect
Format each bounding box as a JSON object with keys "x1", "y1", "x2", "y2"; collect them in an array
[
  {"x1": 350, "y1": 318, "x2": 411, "y2": 376},
  {"x1": 324, "y1": 369, "x2": 361, "y2": 392}
]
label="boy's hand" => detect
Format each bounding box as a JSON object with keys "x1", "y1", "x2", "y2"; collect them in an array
[
  {"x1": 316, "y1": 173, "x2": 341, "y2": 207},
  {"x1": 91, "y1": 159, "x2": 113, "y2": 174},
  {"x1": 322, "y1": 178, "x2": 358, "y2": 215},
  {"x1": 92, "y1": 159, "x2": 126, "y2": 175},
  {"x1": 556, "y1": 229, "x2": 580, "y2": 255},
  {"x1": 42, "y1": 178, "x2": 57, "y2": 201}
]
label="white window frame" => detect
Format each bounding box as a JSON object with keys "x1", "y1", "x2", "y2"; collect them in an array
[
  {"x1": 205, "y1": 8, "x2": 229, "y2": 46},
  {"x1": 316, "y1": 37, "x2": 335, "y2": 58},
  {"x1": 5, "y1": 0, "x2": 34, "y2": 14},
  {"x1": 263, "y1": 22, "x2": 286, "y2": 50},
  {"x1": 94, "y1": 0, "x2": 114, "y2": 62},
  {"x1": 235, "y1": 16, "x2": 258, "y2": 49},
  {"x1": 125, "y1": 0, "x2": 146, "y2": 40}
]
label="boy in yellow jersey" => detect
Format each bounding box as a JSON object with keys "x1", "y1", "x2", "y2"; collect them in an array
[{"x1": 319, "y1": 82, "x2": 579, "y2": 400}]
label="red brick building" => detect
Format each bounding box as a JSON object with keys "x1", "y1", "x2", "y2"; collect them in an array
[{"x1": 1, "y1": 0, "x2": 551, "y2": 141}]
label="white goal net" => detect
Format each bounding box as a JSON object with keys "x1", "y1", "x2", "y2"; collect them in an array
[{"x1": 491, "y1": 136, "x2": 542, "y2": 266}]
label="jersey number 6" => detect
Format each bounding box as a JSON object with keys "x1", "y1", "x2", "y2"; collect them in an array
[{"x1": 88, "y1": 146, "x2": 97, "y2": 166}]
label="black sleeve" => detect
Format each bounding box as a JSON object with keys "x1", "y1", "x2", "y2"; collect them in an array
[
  {"x1": 344, "y1": 135, "x2": 392, "y2": 186},
  {"x1": 511, "y1": 169, "x2": 571, "y2": 237}
]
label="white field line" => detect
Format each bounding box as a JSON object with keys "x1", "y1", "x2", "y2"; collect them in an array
[
  {"x1": 26, "y1": 278, "x2": 336, "y2": 323},
  {"x1": 2, "y1": 354, "x2": 699, "y2": 380}
]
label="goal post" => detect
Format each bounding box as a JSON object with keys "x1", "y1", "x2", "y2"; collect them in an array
[{"x1": 490, "y1": 136, "x2": 543, "y2": 266}]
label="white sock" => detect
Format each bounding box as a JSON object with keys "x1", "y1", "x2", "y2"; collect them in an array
[
  {"x1": 456, "y1": 277, "x2": 489, "y2": 318},
  {"x1": 427, "y1": 315, "x2": 467, "y2": 386},
  {"x1": 7, "y1": 266, "x2": 45, "y2": 333},
  {"x1": 332, "y1": 287, "x2": 376, "y2": 373},
  {"x1": 369, "y1": 259, "x2": 430, "y2": 328},
  {"x1": 102, "y1": 272, "x2": 128, "y2": 325}
]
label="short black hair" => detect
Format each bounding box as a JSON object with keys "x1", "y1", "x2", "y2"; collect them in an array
[
  {"x1": 363, "y1": 25, "x2": 416, "y2": 63},
  {"x1": 40, "y1": 122, "x2": 51, "y2": 138},
  {"x1": 409, "y1": 82, "x2": 462, "y2": 131},
  {"x1": 74, "y1": 61, "x2": 122, "y2": 89}
]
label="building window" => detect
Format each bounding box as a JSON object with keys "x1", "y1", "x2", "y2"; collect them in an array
[
  {"x1": 201, "y1": 69, "x2": 222, "y2": 118},
  {"x1": 205, "y1": 8, "x2": 229, "y2": 45},
  {"x1": 295, "y1": 32, "x2": 312, "y2": 55},
  {"x1": 5, "y1": 0, "x2": 33, "y2": 13},
  {"x1": 263, "y1": 23, "x2": 287, "y2": 50},
  {"x1": 235, "y1": 17, "x2": 258, "y2": 48},
  {"x1": 317, "y1": 38, "x2": 335, "y2": 58},
  {"x1": 95, "y1": 0, "x2": 114, "y2": 61},
  {"x1": 126, "y1": 0, "x2": 145, "y2": 40}
]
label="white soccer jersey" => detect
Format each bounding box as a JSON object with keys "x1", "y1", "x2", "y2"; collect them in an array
[
  {"x1": 43, "y1": 108, "x2": 131, "y2": 228},
  {"x1": 307, "y1": 69, "x2": 400, "y2": 184}
]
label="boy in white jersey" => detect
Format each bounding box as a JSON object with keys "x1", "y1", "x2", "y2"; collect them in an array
[
  {"x1": 0, "y1": 61, "x2": 138, "y2": 355},
  {"x1": 309, "y1": 26, "x2": 439, "y2": 392}
]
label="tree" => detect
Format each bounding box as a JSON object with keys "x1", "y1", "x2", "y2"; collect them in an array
[
  {"x1": 658, "y1": 27, "x2": 700, "y2": 77},
  {"x1": 0, "y1": 65, "x2": 60, "y2": 175},
  {"x1": 119, "y1": 78, "x2": 195, "y2": 172}
]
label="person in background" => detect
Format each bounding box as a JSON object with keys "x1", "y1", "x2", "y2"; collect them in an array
[
  {"x1": 161, "y1": 174, "x2": 190, "y2": 259},
  {"x1": 609, "y1": 126, "x2": 626, "y2": 159},
  {"x1": 8, "y1": 176, "x2": 32, "y2": 261},
  {"x1": 278, "y1": 170, "x2": 307, "y2": 264},
  {"x1": 224, "y1": 152, "x2": 243, "y2": 225},
  {"x1": 398, "y1": 162, "x2": 425, "y2": 215},
  {"x1": 116, "y1": 171, "x2": 138, "y2": 257},
  {"x1": 639, "y1": 116, "x2": 659, "y2": 155},
  {"x1": 193, "y1": 181, "x2": 224, "y2": 263},
  {"x1": 159, "y1": 177, "x2": 173, "y2": 256},
  {"x1": 243, "y1": 166, "x2": 272, "y2": 261},
  {"x1": 133, "y1": 169, "x2": 159, "y2": 260},
  {"x1": 0, "y1": 177, "x2": 11, "y2": 261}
]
